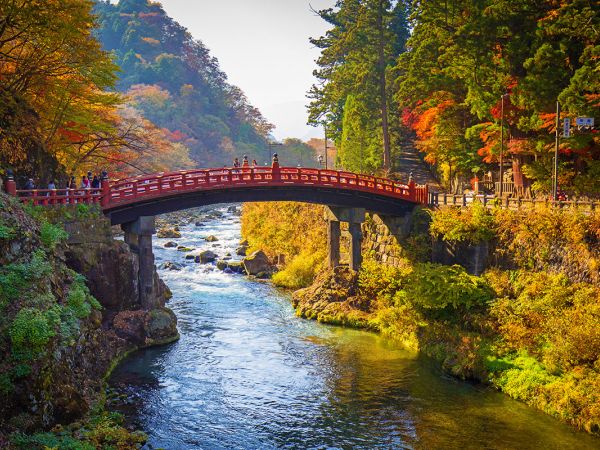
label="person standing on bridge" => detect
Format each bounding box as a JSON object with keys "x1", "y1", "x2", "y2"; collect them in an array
[
  {"x1": 242, "y1": 155, "x2": 249, "y2": 167},
  {"x1": 24, "y1": 178, "x2": 35, "y2": 196},
  {"x1": 91, "y1": 175, "x2": 100, "y2": 189},
  {"x1": 252, "y1": 159, "x2": 257, "y2": 167},
  {"x1": 80, "y1": 175, "x2": 90, "y2": 189}
]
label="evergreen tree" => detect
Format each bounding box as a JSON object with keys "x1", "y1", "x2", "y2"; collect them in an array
[{"x1": 308, "y1": 0, "x2": 410, "y2": 173}]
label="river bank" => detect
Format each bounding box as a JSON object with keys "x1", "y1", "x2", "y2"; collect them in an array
[
  {"x1": 108, "y1": 205, "x2": 599, "y2": 449},
  {"x1": 242, "y1": 201, "x2": 600, "y2": 437},
  {"x1": 0, "y1": 194, "x2": 178, "y2": 448}
]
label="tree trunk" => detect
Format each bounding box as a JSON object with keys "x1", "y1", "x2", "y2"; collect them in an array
[{"x1": 377, "y1": 0, "x2": 392, "y2": 172}]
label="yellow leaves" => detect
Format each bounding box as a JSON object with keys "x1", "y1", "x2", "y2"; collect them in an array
[{"x1": 141, "y1": 37, "x2": 160, "y2": 45}]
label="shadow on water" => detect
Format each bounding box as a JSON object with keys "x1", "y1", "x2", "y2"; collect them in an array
[{"x1": 109, "y1": 206, "x2": 600, "y2": 450}]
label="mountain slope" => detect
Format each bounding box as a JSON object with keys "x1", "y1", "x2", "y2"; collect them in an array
[{"x1": 93, "y1": 0, "x2": 272, "y2": 166}]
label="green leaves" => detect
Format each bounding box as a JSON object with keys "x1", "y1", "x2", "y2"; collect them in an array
[{"x1": 405, "y1": 263, "x2": 495, "y2": 311}]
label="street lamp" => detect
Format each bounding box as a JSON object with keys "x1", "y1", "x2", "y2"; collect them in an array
[
  {"x1": 268, "y1": 141, "x2": 283, "y2": 166},
  {"x1": 499, "y1": 93, "x2": 509, "y2": 197},
  {"x1": 317, "y1": 154, "x2": 324, "y2": 168},
  {"x1": 324, "y1": 124, "x2": 330, "y2": 170}
]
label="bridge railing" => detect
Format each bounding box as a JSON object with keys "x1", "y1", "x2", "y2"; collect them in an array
[
  {"x1": 107, "y1": 167, "x2": 426, "y2": 206},
  {"x1": 4, "y1": 166, "x2": 429, "y2": 208},
  {"x1": 13, "y1": 188, "x2": 103, "y2": 206}
]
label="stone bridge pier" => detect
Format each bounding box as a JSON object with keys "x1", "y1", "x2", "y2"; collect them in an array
[
  {"x1": 121, "y1": 216, "x2": 158, "y2": 310},
  {"x1": 325, "y1": 206, "x2": 365, "y2": 271}
]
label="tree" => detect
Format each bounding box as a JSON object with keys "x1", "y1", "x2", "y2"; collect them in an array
[{"x1": 308, "y1": 0, "x2": 410, "y2": 173}]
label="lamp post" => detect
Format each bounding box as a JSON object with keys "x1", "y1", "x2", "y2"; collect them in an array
[
  {"x1": 324, "y1": 124, "x2": 330, "y2": 170},
  {"x1": 499, "y1": 93, "x2": 509, "y2": 197},
  {"x1": 268, "y1": 141, "x2": 283, "y2": 166},
  {"x1": 553, "y1": 101, "x2": 560, "y2": 201}
]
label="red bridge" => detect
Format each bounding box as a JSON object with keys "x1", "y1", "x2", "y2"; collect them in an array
[
  {"x1": 5, "y1": 163, "x2": 428, "y2": 225},
  {"x1": 4, "y1": 162, "x2": 429, "y2": 306}
]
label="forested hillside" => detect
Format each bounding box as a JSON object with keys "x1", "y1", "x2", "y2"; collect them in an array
[
  {"x1": 93, "y1": 0, "x2": 274, "y2": 167},
  {"x1": 0, "y1": 0, "x2": 194, "y2": 183},
  {"x1": 310, "y1": 0, "x2": 599, "y2": 195}
]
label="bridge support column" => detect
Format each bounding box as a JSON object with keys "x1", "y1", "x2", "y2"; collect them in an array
[
  {"x1": 121, "y1": 216, "x2": 158, "y2": 310},
  {"x1": 348, "y1": 222, "x2": 362, "y2": 271},
  {"x1": 325, "y1": 207, "x2": 365, "y2": 271},
  {"x1": 327, "y1": 220, "x2": 341, "y2": 268}
]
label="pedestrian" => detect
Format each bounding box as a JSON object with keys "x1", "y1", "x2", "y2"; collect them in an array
[
  {"x1": 252, "y1": 159, "x2": 257, "y2": 167},
  {"x1": 91, "y1": 175, "x2": 100, "y2": 189},
  {"x1": 24, "y1": 178, "x2": 35, "y2": 197},
  {"x1": 80, "y1": 175, "x2": 90, "y2": 189},
  {"x1": 46, "y1": 180, "x2": 55, "y2": 197},
  {"x1": 233, "y1": 157, "x2": 240, "y2": 168},
  {"x1": 242, "y1": 155, "x2": 249, "y2": 167}
]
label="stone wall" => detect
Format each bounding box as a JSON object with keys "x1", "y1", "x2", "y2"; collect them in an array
[
  {"x1": 362, "y1": 214, "x2": 412, "y2": 267},
  {"x1": 362, "y1": 209, "x2": 495, "y2": 275}
]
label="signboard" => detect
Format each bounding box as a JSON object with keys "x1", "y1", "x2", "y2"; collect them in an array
[
  {"x1": 576, "y1": 117, "x2": 594, "y2": 128},
  {"x1": 563, "y1": 118, "x2": 570, "y2": 138}
]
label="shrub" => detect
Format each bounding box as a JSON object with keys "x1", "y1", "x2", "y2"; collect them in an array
[
  {"x1": 429, "y1": 202, "x2": 496, "y2": 244},
  {"x1": 272, "y1": 250, "x2": 325, "y2": 289},
  {"x1": 39, "y1": 222, "x2": 68, "y2": 250},
  {"x1": 9, "y1": 307, "x2": 57, "y2": 360},
  {"x1": 405, "y1": 263, "x2": 494, "y2": 312}
]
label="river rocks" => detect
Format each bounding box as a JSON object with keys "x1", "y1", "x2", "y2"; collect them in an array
[
  {"x1": 292, "y1": 267, "x2": 364, "y2": 323},
  {"x1": 144, "y1": 307, "x2": 178, "y2": 345},
  {"x1": 157, "y1": 228, "x2": 181, "y2": 239},
  {"x1": 242, "y1": 250, "x2": 274, "y2": 276},
  {"x1": 236, "y1": 240, "x2": 249, "y2": 256},
  {"x1": 196, "y1": 250, "x2": 217, "y2": 264},
  {"x1": 164, "y1": 241, "x2": 177, "y2": 248},
  {"x1": 185, "y1": 254, "x2": 196, "y2": 260},
  {"x1": 161, "y1": 262, "x2": 183, "y2": 271},
  {"x1": 195, "y1": 221, "x2": 204, "y2": 227},
  {"x1": 217, "y1": 260, "x2": 244, "y2": 273},
  {"x1": 177, "y1": 246, "x2": 194, "y2": 252},
  {"x1": 205, "y1": 235, "x2": 219, "y2": 242}
]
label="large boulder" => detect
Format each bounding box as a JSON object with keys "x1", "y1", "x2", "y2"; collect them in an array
[
  {"x1": 196, "y1": 250, "x2": 217, "y2": 264},
  {"x1": 216, "y1": 260, "x2": 244, "y2": 273},
  {"x1": 160, "y1": 262, "x2": 182, "y2": 271},
  {"x1": 205, "y1": 235, "x2": 219, "y2": 242},
  {"x1": 242, "y1": 250, "x2": 273, "y2": 276},
  {"x1": 157, "y1": 228, "x2": 181, "y2": 239}
]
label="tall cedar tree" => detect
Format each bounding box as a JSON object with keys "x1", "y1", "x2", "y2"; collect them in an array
[{"x1": 308, "y1": 0, "x2": 409, "y2": 173}]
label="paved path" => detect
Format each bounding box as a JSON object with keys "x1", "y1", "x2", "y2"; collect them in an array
[{"x1": 395, "y1": 140, "x2": 441, "y2": 189}]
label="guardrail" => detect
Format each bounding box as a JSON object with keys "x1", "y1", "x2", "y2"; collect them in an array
[
  {"x1": 5, "y1": 166, "x2": 429, "y2": 209},
  {"x1": 428, "y1": 192, "x2": 598, "y2": 210}
]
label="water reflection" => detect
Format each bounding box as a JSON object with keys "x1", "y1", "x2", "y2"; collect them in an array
[{"x1": 110, "y1": 207, "x2": 598, "y2": 450}]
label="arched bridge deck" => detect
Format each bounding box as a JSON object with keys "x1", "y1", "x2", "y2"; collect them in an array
[
  {"x1": 4, "y1": 165, "x2": 428, "y2": 308},
  {"x1": 7, "y1": 166, "x2": 429, "y2": 224}
]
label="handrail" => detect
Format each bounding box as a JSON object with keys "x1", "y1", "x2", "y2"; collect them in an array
[{"x1": 8, "y1": 167, "x2": 428, "y2": 209}]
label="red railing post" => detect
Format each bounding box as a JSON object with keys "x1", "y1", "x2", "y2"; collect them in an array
[
  {"x1": 408, "y1": 177, "x2": 416, "y2": 202},
  {"x1": 4, "y1": 170, "x2": 16, "y2": 196},
  {"x1": 100, "y1": 172, "x2": 110, "y2": 208},
  {"x1": 272, "y1": 153, "x2": 281, "y2": 181}
]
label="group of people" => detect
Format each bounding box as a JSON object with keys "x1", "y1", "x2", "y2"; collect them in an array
[
  {"x1": 24, "y1": 171, "x2": 104, "y2": 193},
  {"x1": 232, "y1": 155, "x2": 258, "y2": 168}
]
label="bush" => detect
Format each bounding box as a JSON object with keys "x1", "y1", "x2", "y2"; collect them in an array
[
  {"x1": 429, "y1": 202, "x2": 496, "y2": 244},
  {"x1": 405, "y1": 263, "x2": 494, "y2": 312},
  {"x1": 272, "y1": 250, "x2": 325, "y2": 289},
  {"x1": 39, "y1": 222, "x2": 68, "y2": 250},
  {"x1": 9, "y1": 307, "x2": 57, "y2": 360}
]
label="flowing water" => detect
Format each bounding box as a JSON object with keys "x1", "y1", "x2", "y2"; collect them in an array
[{"x1": 109, "y1": 206, "x2": 599, "y2": 450}]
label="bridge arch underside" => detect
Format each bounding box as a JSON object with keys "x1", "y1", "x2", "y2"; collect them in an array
[{"x1": 105, "y1": 185, "x2": 416, "y2": 225}]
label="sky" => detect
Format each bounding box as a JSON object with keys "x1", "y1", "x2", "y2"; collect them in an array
[{"x1": 156, "y1": 0, "x2": 336, "y2": 141}]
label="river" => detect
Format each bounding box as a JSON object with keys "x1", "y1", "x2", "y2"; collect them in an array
[{"x1": 109, "y1": 206, "x2": 599, "y2": 450}]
